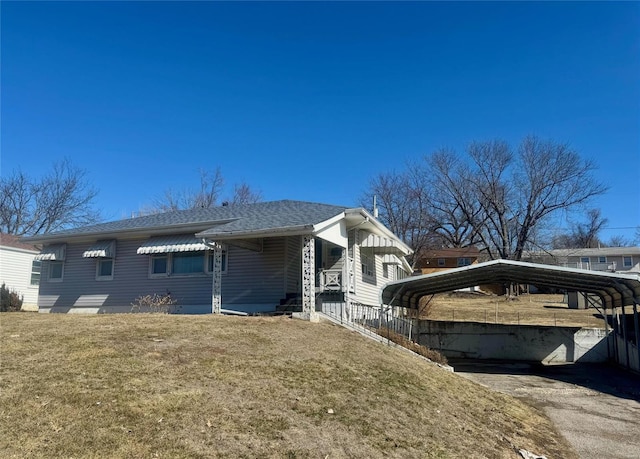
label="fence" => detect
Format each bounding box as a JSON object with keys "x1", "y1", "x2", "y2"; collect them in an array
[{"x1": 320, "y1": 300, "x2": 418, "y2": 342}]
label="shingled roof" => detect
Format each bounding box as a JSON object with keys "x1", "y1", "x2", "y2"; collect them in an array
[{"x1": 24, "y1": 200, "x2": 350, "y2": 243}]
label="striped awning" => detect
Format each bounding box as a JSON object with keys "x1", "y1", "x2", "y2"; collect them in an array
[
  {"x1": 361, "y1": 233, "x2": 403, "y2": 254},
  {"x1": 137, "y1": 235, "x2": 208, "y2": 254},
  {"x1": 35, "y1": 244, "x2": 66, "y2": 261},
  {"x1": 83, "y1": 240, "x2": 116, "y2": 258}
]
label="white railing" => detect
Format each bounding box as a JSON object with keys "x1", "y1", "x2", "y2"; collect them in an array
[
  {"x1": 320, "y1": 300, "x2": 417, "y2": 343},
  {"x1": 561, "y1": 262, "x2": 616, "y2": 272},
  {"x1": 319, "y1": 269, "x2": 342, "y2": 292}
]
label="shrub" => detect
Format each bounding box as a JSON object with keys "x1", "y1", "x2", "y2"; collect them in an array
[
  {"x1": 1, "y1": 283, "x2": 23, "y2": 312},
  {"x1": 376, "y1": 327, "x2": 448, "y2": 366},
  {"x1": 131, "y1": 293, "x2": 177, "y2": 314}
]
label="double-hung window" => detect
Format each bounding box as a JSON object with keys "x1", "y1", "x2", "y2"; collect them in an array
[
  {"x1": 361, "y1": 248, "x2": 376, "y2": 284},
  {"x1": 96, "y1": 259, "x2": 114, "y2": 280},
  {"x1": 623, "y1": 256, "x2": 633, "y2": 268},
  {"x1": 30, "y1": 260, "x2": 42, "y2": 286},
  {"x1": 48, "y1": 261, "x2": 64, "y2": 281}
]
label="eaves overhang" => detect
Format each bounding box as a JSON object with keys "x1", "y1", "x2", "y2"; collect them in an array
[{"x1": 381, "y1": 259, "x2": 640, "y2": 310}]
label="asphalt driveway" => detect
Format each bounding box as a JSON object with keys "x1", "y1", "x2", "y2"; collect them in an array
[{"x1": 450, "y1": 360, "x2": 640, "y2": 459}]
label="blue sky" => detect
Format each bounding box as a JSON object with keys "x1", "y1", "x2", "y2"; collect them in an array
[{"x1": 2, "y1": 1, "x2": 639, "y2": 241}]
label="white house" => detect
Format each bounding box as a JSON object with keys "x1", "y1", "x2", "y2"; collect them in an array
[{"x1": 0, "y1": 233, "x2": 40, "y2": 311}]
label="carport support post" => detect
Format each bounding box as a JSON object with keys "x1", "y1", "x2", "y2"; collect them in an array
[{"x1": 634, "y1": 302, "x2": 640, "y2": 370}]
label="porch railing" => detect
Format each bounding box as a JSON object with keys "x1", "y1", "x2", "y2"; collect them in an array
[{"x1": 320, "y1": 300, "x2": 417, "y2": 343}]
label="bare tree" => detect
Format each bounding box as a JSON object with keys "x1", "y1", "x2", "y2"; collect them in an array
[
  {"x1": 145, "y1": 167, "x2": 262, "y2": 213},
  {"x1": 149, "y1": 167, "x2": 225, "y2": 212},
  {"x1": 230, "y1": 182, "x2": 263, "y2": 205},
  {"x1": 0, "y1": 159, "x2": 100, "y2": 236},
  {"x1": 365, "y1": 135, "x2": 608, "y2": 261},
  {"x1": 361, "y1": 166, "x2": 438, "y2": 266},
  {"x1": 429, "y1": 136, "x2": 608, "y2": 260},
  {"x1": 552, "y1": 209, "x2": 608, "y2": 249}
]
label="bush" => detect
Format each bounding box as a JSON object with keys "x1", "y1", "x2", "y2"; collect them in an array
[
  {"x1": 1, "y1": 283, "x2": 23, "y2": 312},
  {"x1": 376, "y1": 327, "x2": 448, "y2": 366},
  {"x1": 131, "y1": 293, "x2": 177, "y2": 314}
]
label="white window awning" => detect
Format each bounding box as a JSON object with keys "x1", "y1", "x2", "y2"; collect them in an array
[
  {"x1": 361, "y1": 233, "x2": 404, "y2": 254},
  {"x1": 137, "y1": 235, "x2": 208, "y2": 254},
  {"x1": 382, "y1": 254, "x2": 401, "y2": 265},
  {"x1": 35, "y1": 244, "x2": 66, "y2": 261},
  {"x1": 83, "y1": 240, "x2": 116, "y2": 258}
]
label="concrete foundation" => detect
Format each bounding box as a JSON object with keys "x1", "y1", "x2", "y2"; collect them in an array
[{"x1": 419, "y1": 320, "x2": 610, "y2": 363}]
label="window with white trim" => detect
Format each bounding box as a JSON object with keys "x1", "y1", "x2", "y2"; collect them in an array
[
  {"x1": 149, "y1": 250, "x2": 227, "y2": 278},
  {"x1": 457, "y1": 257, "x2": 471, "y2": 267},
  {"x1": 172, "y1": 252, "x2": 205, "y2": 275},
  {"x1": 96, "y1": 258, "x2": 114, "y2": 280},
  {"x1": 48, "y1": 261, "x2": 64, "y2": 282},
  {"x1": 361, "y1": 248, "x2": 376, "y2": 284},
  {"x1": 30, "y1": 260, "x2": 42, "y2": 286},
  {"x1": 383, "y1": 264, "x2": 389, "y2": 279},
  {"x1": 598, "y1": 256, "x2": 607, "y2": 263},
  {"x1": 623, "y1": 256, "x2": 633, "y2": 267}
]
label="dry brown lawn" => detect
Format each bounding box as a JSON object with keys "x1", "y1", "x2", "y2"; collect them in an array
[
  {"x1": 423, "y1": 292, "x2": 605, "y2": 328},
  {"x1": 1, "y1": 313, "x2": 578, "y2": 458}
]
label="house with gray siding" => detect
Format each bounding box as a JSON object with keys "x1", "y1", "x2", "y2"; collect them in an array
[
  {"x1": 523, "y1": 247, "x2": 640, "y2": 274},
  {"x1": 24, "y1": 200, "x2": 413, "y2": 315}
]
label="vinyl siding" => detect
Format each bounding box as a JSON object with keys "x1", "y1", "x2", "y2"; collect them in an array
[
  {"x1": 222, "y1": 237, "x2": 287, "y2": 308},
  {"x1": 351, "y1": 230, "x2": 382, "y2": 306},
  {"x1": 0, "y1": 246, "x2": 39, "y2": 309},
  {"x1": 38, "y1": 236, "x2": 291, "y2": 314},
  {"x1": 285, "y1": 236, "x2": 301, "y2": 295}
]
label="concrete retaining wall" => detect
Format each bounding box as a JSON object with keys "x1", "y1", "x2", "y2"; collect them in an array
[{"x1": 419, "y1": 320, "x2": 610, "y2": 363}]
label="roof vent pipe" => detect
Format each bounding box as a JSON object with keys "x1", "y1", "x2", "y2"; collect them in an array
[{"x1": 373, "y1": 195, "x2": 379, "y2": 218}]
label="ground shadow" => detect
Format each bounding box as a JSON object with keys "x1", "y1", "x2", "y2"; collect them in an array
[{"x1": 449, "y1": 359, "x2": 640, "y2": 402}]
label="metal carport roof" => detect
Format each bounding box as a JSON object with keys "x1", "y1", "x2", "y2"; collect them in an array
[{"x1": 381, "y1": 260, "x2": 640, "y2": 310}]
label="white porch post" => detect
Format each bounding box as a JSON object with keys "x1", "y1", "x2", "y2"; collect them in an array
[
  {"x1": 342, "y1": 246, "x2": 350, "y2": 322},
  {"x1": 211, "y1": 245, "x2": 223, "y2": 314},
  {"x1": 301, "y1": 235, "x2": 316, "y2": 316}
]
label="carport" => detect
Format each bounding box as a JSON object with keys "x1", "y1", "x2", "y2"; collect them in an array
[{"x1": 381, "y1": 260, "x2": 640, "y2": 371}]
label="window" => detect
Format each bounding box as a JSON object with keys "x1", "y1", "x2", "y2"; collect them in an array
[
  {"x1": 383, "y1": 264, "x2": 389, "y2": 278},
  {"x1": 580, "y1": 257, "x2": 590, "y2": 266},
  {"x1": 207, "y1": 250, "x2": 228, "y2": 274},
  {"x1": 48, "y1": 261, "x2": 64, "y2": 281},
  {"x1": 96, "y1": 259, "x2": 114, "y2": 280},
  {"x1": 623, "y1": 256, "x2": 633, "y2": 267},
  {"x1": 172, "y1": 252, "x2": 205, "y2": 275},
  {"x1": 30, "y1": 260, "x2": 41, "y2": 286},
  {"x1": 457, "y1": 257, "x2": 471, "y2": 267},
  {"x1": 437, "y1": 258, "x2": 446, "y2": 267},
  {"x1": 361, "y1": 249, "x2": 376, "y2": 284},
  {"x1": 151, "y1": 255, "x2": 169, "y2": 276},
  {"x1": 598, "y1": 256, "x2": 607, "y2": 263},
  {"x1": 149, "y1": 250, "x2": 227, "y2": 278}
]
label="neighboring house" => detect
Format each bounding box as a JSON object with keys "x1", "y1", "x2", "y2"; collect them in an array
[
  {"x1": 23, "y1": 200, "x2": 413, "y2": 315},
  {"x1": 523, "y1": 247, "x2": 640, "y2": 273},
  {"x1": 413, "y1": 246, "x2": 480, "y2": 275},
  {"x1": 0, "y1": 233, "x2": 41, "y2": 311}
]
